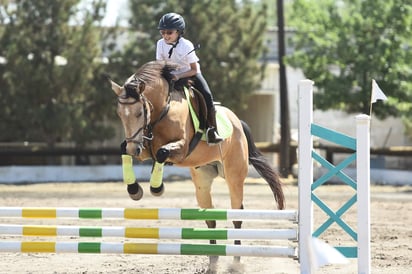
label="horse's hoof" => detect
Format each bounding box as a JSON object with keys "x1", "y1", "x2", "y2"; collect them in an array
[
  {"x1": 150, "y1": 183, "x2": 164, "y2": 196},
  {"x1": 207, "y1": 256, "x2": 219, "y2": 274},
  {"x1": 228, "y1": 259, "x2": 244, "y2": 274},
  {"x1": 127, "y1": 182, "x2": 143, "y2": 201}
]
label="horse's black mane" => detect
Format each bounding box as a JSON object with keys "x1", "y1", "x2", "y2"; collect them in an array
[
  {"x1": 124, "y1": 61, "x2": 191, "y2": 95},
  {"x1": 121, "y1": 61, "x2": 176, "y2": 99},
  {"x1": 134, "y1": 61, "x2": 176, "y2": 85}
]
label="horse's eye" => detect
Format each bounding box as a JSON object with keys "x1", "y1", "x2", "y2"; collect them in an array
[{"x1": 136, "y1": 110, "x2": 143, "y2": 118}]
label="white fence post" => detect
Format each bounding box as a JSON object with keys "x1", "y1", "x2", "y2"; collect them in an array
[
  {"x1": 356, "y1": 114, "x2": 371, "y2": 274},
  {"x1": 298, "y1": 79, "x2": 314, "y2": 274}
]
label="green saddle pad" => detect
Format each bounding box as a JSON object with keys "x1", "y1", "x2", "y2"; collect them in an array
[
  {"x1": 184, "y1": 87, "x2": 233, "y2": 141},
  {"x1": 207, "y1": 105, "x2": 233, "y2": 140}
]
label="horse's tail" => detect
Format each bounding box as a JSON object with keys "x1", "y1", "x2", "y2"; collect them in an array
[{"x1": 241, "y1": 120, "x2": 285, "y2": 210}]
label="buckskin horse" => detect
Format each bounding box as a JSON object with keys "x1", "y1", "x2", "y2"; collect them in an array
[{"x1": 108, "y1": 60, "x2": 285, "y2": 267}]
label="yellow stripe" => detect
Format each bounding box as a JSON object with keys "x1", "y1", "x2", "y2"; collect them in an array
[
  {"x1": 125, "y1": 228, "x2": 159, "y2": 238},
  {"x1": 23, "y1": 226, "x2": 57, "y2": 236},
  {"x1": 21, "y1": 242, "x2": 55, "y2": 252},
  {"x1": 22, "y1": 208, "x2": 56, "y2": 218},
  {"x1": 124, "y1": 208, "x2": 158, "y2": 219},
  {"x1": 123, "y1": 243, "x2": 158, "y2": 254}
]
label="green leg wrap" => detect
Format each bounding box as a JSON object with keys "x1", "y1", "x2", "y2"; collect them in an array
[
  {"x1": 150, "y1": 162, "x2": 164, "y2": 188},
  {"x1": 121, "y1": 155, "x2": 136, "y2": 185}
]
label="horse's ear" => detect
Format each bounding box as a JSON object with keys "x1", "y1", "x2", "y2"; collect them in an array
[{"x1": 110, "y1": 80, "x2": 123, "y2": 96}]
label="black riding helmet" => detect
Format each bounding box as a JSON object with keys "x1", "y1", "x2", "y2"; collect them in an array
[{"x1": 158, "y1": 13, "x2": 185, "y2": 34}]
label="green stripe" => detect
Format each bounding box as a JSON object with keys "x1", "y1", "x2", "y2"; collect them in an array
[
  {"x1": 79, "y1": 227, "x2": 102, "y2": 237},
  {"x1": 79, "y1": 209, "x2": 102, "y2": 219},
  {"x1": 181, "y1": 244, "x2": 226, "y2": 256},
  {"x1": 180, "y1": 209, "x2": 227, "y2": 220},
  {"x1": 78, "y1": 242, "x2": 101, "y2": 253},
  {"x1": 182, "y1": 228, "x2": 228, "y2": 240}
]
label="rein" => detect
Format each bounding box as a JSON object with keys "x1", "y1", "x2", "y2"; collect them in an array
[{"x1": 144, "y1": 81, "x2": 173, "y2": 159}]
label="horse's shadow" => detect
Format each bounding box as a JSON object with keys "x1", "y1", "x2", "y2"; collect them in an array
[{"x1": 204, "y1": 257, "x2": 245, "y2": 274}]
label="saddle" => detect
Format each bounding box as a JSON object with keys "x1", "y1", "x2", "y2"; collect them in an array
[
  {"x1": 172, "y1": 79, "x2": 208, "y2": 155},
  {"x1": 173, "y1": 79, "x2": 207, "y2": 118},
  {"x1": 171, "y1": 79, "x2": 232, "y2": 155}
]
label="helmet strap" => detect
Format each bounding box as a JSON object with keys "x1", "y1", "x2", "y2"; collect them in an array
[{"x1": 168, "y1": 36, "x2": 181, "y2": 59}]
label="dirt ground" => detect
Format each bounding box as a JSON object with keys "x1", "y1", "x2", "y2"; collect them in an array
[{"x1": 0, "y1": 178, "x2": 410, "y2": 274}]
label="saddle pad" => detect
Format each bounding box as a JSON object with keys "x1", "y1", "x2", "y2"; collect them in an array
[
  {"x1": 210, "y1": 105, "x2": 233, "y2": 140},
  {"x1": 184, "y1": 87, "x2": 233, "y2": 141}
]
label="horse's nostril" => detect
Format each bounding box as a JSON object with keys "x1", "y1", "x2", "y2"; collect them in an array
[{"x1": 136, "y1": 147, "x2": 141, "y2": 155}]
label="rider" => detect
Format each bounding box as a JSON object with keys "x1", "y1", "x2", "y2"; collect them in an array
[{"x1": 156, "y1": 12, "x2": 223, "y2": 145}]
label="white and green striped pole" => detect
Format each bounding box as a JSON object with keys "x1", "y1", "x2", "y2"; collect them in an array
[
  {"x1": 0, "y1": 241, "x2": 297, "y2": 257},
  {"x1": 0, "y1": 207, "x2": 298, "y2": 221},
  {"x1": 0, "y1": 224, "x2": 297, "y2": 240}
]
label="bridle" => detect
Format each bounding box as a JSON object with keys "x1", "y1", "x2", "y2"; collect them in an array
[
  {"x1": 121, "y1": 95, "x2": 153, "y2": 145},
  {"x1": 119, "y1": 76, "x2": 172, "y2": 154}
]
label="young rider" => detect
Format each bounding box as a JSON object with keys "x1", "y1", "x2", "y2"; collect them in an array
[{"x1": 156, "y1": 12, "x2": 223, "y2": 145}]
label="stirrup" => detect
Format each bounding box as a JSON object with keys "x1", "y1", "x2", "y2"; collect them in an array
[{"x1": 206, "y1": 127, "x2": 223, "y2": 145}]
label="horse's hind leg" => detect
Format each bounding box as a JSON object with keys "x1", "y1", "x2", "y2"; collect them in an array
[
  {"x1": 232, "y1": 210, "x2": 243, "y2": 263},
  {"x1": 223, "y1": 152, "x2": 248, "y2": 264},
  {"x1": 190, "y1": 165, "x2": 217, "y2": 209},
  {"x1": 190, "y1": 165, "x2": 219, "y2": 271}
]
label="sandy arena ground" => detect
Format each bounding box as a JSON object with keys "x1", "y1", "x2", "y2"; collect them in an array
[{"x1": 0, "y1": 178, "x2": 410, "y2": 274}]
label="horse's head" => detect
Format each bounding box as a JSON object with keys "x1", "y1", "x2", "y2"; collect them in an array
[
  {"x1": 110, "y1": 76, "x2": 152, "y2": 156},
  {"x1": 109, "y1": 61, "x2": 178, "y2": 157}
]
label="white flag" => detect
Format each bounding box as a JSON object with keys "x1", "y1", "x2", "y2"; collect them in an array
[
  {"x1": 308, "y1": 237, "x2": 349, "y2": 270},
  {"x1": 371, "y1": 79, "x2": 388, "y2": 103}
]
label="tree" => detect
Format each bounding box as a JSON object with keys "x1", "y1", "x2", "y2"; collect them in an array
[
  {"x1": 0, "y1": 0, "x2": 115, "y2": 147},
  {"x1": 286, "y1": 0, "x2": 412, "y2": 123},
  {"x1": 108, "y1": 0, "x2": 269, "y2": 113}
]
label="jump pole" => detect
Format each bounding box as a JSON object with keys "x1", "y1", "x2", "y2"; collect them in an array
[
  {"x1": 0, "y1": 224, "x2": 297, "y2": 240},
  {"x1": 0, "y1": 207, "x2": 297, "y2": 221},
  {"x1": 0, "y1": 241, "x2": 297, "y2": 257}
]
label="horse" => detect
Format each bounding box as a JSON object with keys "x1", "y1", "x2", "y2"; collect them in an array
[{"x1": 108, "y1": 60, "x2": 285, "y2": 268}]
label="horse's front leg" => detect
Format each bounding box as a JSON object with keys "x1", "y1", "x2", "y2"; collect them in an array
[
  {"x1": 149, "y1": 140, "x2": 187, "y2": 196},
  {"x1": 155, "y1": 139, "x2": 187, "y2": 163},
  {"x1": 120, "y1": 141, "x2": 144, "y2": 201}
]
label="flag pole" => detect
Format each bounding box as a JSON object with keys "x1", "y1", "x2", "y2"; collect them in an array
[
  {"x1": 369, "y1": 80, "x2": 374, "y2": 116},
  {"x1": 369, "y1": 80, "x2": 374, "y2": 117},
  {"x1": 369, "y1": 97, "x2": 373, "y2": 117}
]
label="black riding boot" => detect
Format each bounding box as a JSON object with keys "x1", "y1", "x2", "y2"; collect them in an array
[{"x1": 207, "y1": 106, "x2": 223, "y2": 144}]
